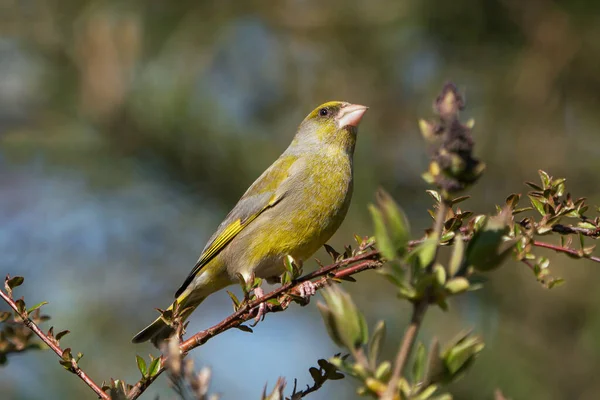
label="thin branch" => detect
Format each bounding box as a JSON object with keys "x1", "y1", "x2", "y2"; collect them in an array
[
  {"x1": 127, "y1": 251, "x2": 382, "y2": 400},
  {"x1": 552, "y1": 223, "x2": 600, "y2": 238},
  {"x1": 382, "y1": 200, "x2": 450, "y2": 399},
  {"x1": 291, "y1": 376, "x2": 325, "y2": 399},
  {"x1": 533, "y1": 240, "x2": 600, "y2": 263},
  {"x1": 0, "y1": 289, "x2": 109, "y2": 400}
]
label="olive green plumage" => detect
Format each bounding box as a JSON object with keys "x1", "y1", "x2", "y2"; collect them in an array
[{"x1": 132, "y1": 101, "x2": 368, "y2": 345}]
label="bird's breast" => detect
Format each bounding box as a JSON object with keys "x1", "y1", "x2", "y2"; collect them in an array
[
  {"x1": 264, "y1": 153, "x2": 353, "y2": 257},
  {"x1": 228, "y1": 151, "x2": 354, "y2": 280}
]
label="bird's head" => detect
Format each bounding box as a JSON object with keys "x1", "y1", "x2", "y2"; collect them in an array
[{"x1": 293, "y1": 101, "x2": 368, "y2": 154}]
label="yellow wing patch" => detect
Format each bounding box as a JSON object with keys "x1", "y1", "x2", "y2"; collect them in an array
[
  {"x1": 174, "y1": 194, "x2": 282, "y2": 298},
  {"x1": 196, "y1": 216, "x2": 255, "y2": 269}
]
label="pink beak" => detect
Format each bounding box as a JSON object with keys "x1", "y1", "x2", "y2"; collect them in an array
[{"x1": 336, "y1": 103, "x2": 368, "y2": 129}]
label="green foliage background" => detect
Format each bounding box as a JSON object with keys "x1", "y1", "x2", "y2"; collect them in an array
[{"x1": 2, "y1": 1, "x2": 600, "y2": 399}]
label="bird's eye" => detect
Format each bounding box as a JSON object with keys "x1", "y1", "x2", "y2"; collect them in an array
[{"x1": 319, "y1": 108, "x2": 329, "y2": 117}]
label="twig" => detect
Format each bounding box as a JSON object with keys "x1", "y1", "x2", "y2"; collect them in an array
[
  {"x1": 552, "y1": 224, "x2": 600, "y2": 238},
  {"x1": 291, "y1": 376, "x2": 325, "y2": 399},
  {"x1": 127, "y1": 251, "x2": 382, "y2": 400},
  {"x1": 382, "y1": 200, "x2": 450, "y2": 399},
  {"x1": 533, "y1": 240, "x2": 600, "y2": 263},
  {"x1": 0, "y1": 290, "x2": 109, "y2": 400}
]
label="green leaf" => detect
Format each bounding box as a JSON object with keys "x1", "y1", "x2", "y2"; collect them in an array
[
  {"x1": 440, "y1": 231, "x2": 455, "y2": 243},
  {"x1": 397, "y1": 283, "x2": 417, "y2": 300},
  {"x1": 318, "y1": 286, "x2": 368, "y2": 350},
  {"x1": 369, "y1": 204, "x2": 395, "y2": 261},
  {"x1": 227, "y1": 291, "x2": 240, "y2": 310},
  {"x1": 448, "y1": 234, "x2": 465, "y2": 277},
  {"x1": 368, "y1": 320, "x2": 386, "y2": 368},
  {"x1": 358, "y1": 310, "x2": 369, "y2": 346},
  {"x1": 148, "y1": 356, "x2": 161, "y2": 377},
  {"x1": 578, "y1": 221, "x2": 596, "y2": 230},
  {"x1": 426, "y1": 190, "x2": 441, "y2": 204},
  {"x1": 528, "y1": 195, "x2": 545, "y2": 216},
  {"x1": 450, "y1": 195, "x2": 470, "y2": 205},
  {"x1": 466, "y1": 209, "x2": 514, "y2": 272},
  {"x1": 430, "y1": 394, "x2": 453, "y2": 400},
  {"x1": 377, "y1": 189, "x2": 411, "y2": 257},
  {"x1": 425, "y1": 338, "x2": 443, "y2": 386},
  {"x1": 412, "y1": 342, "x2": 426, "y2": 383},
  {"x1": 416, "y1": 237, "x2": 438, "y2": 268},
  {"x1": 136, "y1": 355, "x2": 147, "y2": 377},
  {"x1": 548, "y1": 278, "x2": 565, "y2": 289},
  {"x1": 538, "y1": 170, "x2": 551, "y2": 188},
  {"x1": 445, "y1": 278, "x2": 470, "y2": 294},
  {"x1": 283, "y1": 255, "x2": 294, "y2": 276},
  {"x1": 27, "y1": 301, "x2": 48, "y2": 314},
  {"x1": 433, "y1": 264, "x2": 446, "y2": 286},
  {"x1": 374, "y1": 361, "x2": 391, "y2": 380},
  {"x1": 414, "y1": 384, "x2": 439, "y2": 400},
  {"x1": 443, "y1": 334, "x2": 485, "y2": 377}
]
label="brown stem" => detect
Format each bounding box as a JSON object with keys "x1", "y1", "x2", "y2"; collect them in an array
[
  {"x1": 389, "y1": 301, "x2": 428, "y2": 387},
  {"x1": 533, "y1": 240, "x2": 600, "y2": 263},
  {"x1": 126, "y1": 251, "x2": 382, "y2": 400},
  {"x1": 382, "y1": 200, "x2": 449, "y2": 399},
  {"x1": 551, "y1": 224, "x2": 600, "y2": 238},
  {"x1": 0, "y1": 290, "x2": 110, "y2": 400}
]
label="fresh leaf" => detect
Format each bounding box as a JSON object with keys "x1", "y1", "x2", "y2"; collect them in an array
[
  {"x1": 413, "y1": 342, "x2": 426, "y2": 383},
  {"x1": 136, "y1": 355, "x2": 147, "y2": 377},
  {"x1": 368, "y1": 320, "x2": 386, "y2": 368},
  {"x1": 148, "y1": 357, "x2": 161, "y2": 377},
  {"x1": 448, "y1": 234, "x2": 465, "y2": 277},
  {"x1": 27, "y1": 301, "x2": 48, "y2": 313}
]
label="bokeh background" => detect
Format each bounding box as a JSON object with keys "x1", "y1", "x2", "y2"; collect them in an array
[{"x1": 2, "y1": 0, "x2": 600, "y2": 399}]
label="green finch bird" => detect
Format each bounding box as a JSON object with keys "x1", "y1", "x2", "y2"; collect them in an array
[{"x1": 132, "y1": 101, "x2": 368, "y2": 345}]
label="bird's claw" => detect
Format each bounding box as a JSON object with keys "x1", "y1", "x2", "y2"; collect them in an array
[
  {"x1": 297, "y1": 281, "x2": 317, "y2": 304},
  {"x1": 250, "y1": 287, "x2": 267, "y2": 327}
]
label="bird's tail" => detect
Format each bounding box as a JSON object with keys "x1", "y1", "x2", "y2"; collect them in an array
[{"x1": 131, "y1": 297, "x2": 203, "y2": 346}]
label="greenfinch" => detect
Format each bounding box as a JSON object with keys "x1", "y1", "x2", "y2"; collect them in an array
[{"x1": 132, "y1": 101, "x2": 368, "y2": 345}]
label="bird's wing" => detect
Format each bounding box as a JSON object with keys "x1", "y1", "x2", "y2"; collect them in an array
[{"x1": 175, "y1": 155, "x2": 301, "y2": 297}]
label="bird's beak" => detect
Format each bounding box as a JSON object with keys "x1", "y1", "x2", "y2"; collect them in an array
[{"x1": 336, "y1": 104, "x2": 369, "y2": 129}]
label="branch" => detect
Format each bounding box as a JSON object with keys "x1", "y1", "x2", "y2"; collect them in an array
[
  {"x1": 291, "y1": 377, "x2": 325, "y2": 399},
  {"x1": 382, "y1": 199, "x2": 449, "y2": 399},
  {"x1": 533, "y1": 240, "x2": 600, "y2": 263},
  {"x1": 551, "y1": 223, "x2": 600, "y2": 238},
  {"x1": 127, "y1": 250, "x2": 382, "y2": 400},
  {"x1": 0, "y1": 284, "x2": 109, "y2": 400}
]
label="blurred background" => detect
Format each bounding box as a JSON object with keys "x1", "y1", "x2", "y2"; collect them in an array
[{"x1": 2, "y1": 0, "x2": 600, "y2": 399}]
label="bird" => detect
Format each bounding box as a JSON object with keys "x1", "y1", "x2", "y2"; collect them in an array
[{"x1": 132, "y1": 101, "x2": 368, "y2": 345}]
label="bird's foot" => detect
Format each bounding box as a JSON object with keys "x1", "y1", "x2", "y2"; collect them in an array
[
  {"x1": 250, "y1": 287, "x2": 267, "y2": 327},
  {"x1": 296, "y1": 281, "x2": 317, "y2": 305}
]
